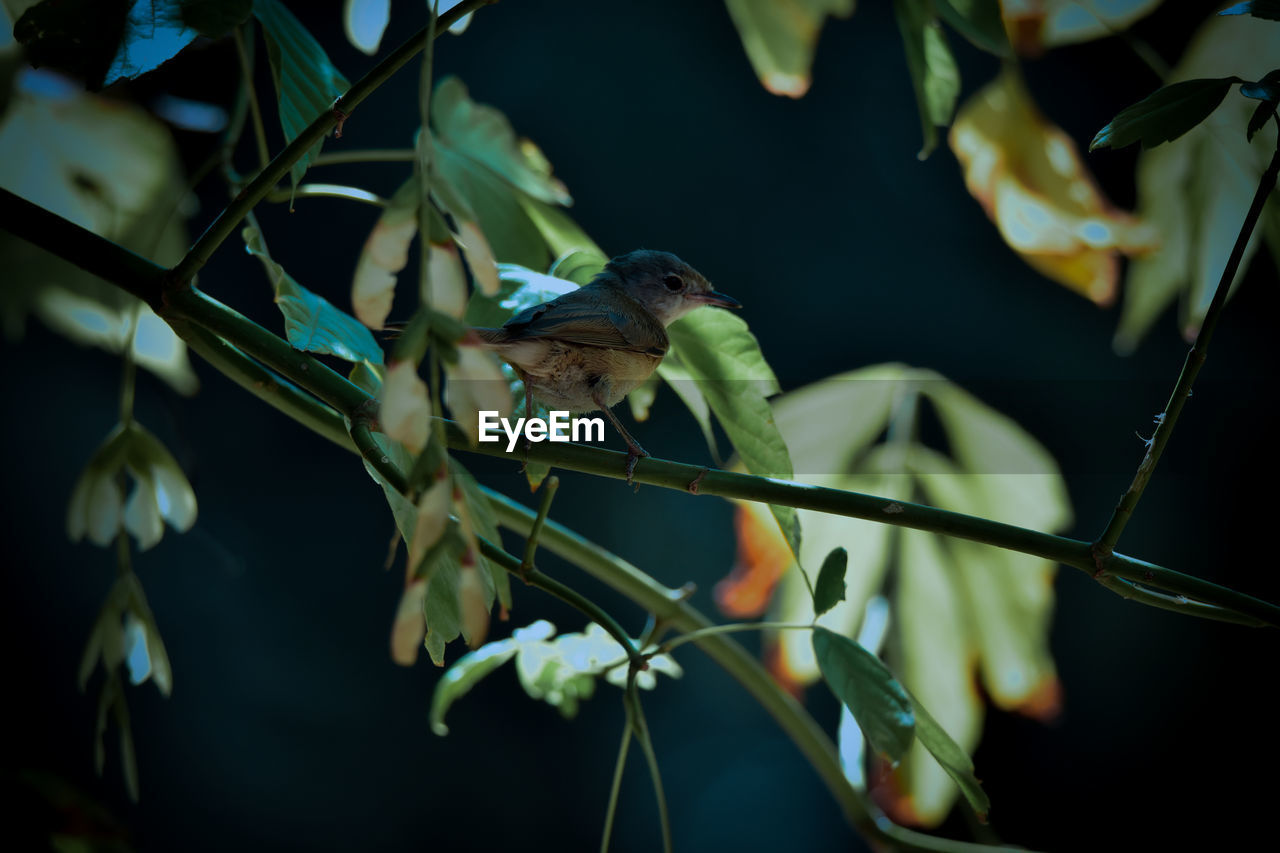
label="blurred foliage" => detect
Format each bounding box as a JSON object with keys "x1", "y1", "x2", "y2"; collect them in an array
[
  {"x1": 431, "y1": 620, "x2": 681, "y2": 733},
  {"x1": 1116, "y1": 13, "x2": 1280, "y2": 350},
  {"x1": 718, "y1": 364, "x2": 1069, "y2": 824},
  {"x1": 950, "y1": 69, "x2": 1158, "y2": 305}
]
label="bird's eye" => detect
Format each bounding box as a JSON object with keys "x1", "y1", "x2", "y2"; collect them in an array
[{"x1": 662, "y1": 274, "x2": 684, "y2": 292}]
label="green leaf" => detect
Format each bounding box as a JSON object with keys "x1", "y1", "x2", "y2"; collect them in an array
[
  {"x1": 1090, "y1": 78, "x2": 1238, "y2": 151},
  {"x1": 921, "y1": 380, "x2": 1071, "y2": 532},
  {"x1": 893, "y1": 0, "x2": 960, "y2": 159},
  {"x1": 934, "y1": 0, "x2": 1010, "y2": 57},
  {"x1": 1116, "y1": 14, "x2": 1279, "y2": 349},
  {"x1": 244, "y1": 225, "x2": 383, "y2": 364},
  {"x1": 253, "y1": 0, "x2": 350, "y2": 187},
  {"x1": 722, "y1": 0, "x2": 855, "y2": 98},
  {"x1": 517, "y1": 195, "x2": 606, "y2": 261},
  {"x1": 665, "y1": 308, "x2": 798, "y2": 559},
  {"x1": 1220, "y1": 1, "x2": 1280, "y2": 20},
  {"x1": 909, "y1": 691, "x2": 990, "y2": 820},
  {"x1": 431, "y1": 77, "x2": 571, "y2": 206},
  {"x1": 813, "y1": 547, "x2": 848, "y2": 616},
  {"x1": 655, "y1": 351, "x2": 722, "y2": 465},
  {"x1": 105, "y1": 1, "x2": 198, "y2": 86},
  {"x1": 549, "y1": 250, "x2": 607, "y2": 286},
  {"x1": 812, "y1": 627, "x2": 915, "y2": 764},
  {"x1": 430, "y1": 636, "x2": 521, "y2": 735}
]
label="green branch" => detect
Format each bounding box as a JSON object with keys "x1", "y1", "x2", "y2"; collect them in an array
[
  {"x1": 1096, "y1": 139, "x2": 1280, "y2": 557},
  {"x1": 0, "y1": 186, "x2": 1273, "y2": 626},
  {"x1": 167, "y1": 0, "x2": 495, "y2": 288}
]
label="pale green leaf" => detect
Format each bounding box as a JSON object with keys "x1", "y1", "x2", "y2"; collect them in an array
[
  {"x1": 894, "y1": 0, "x2": 960, "y2": 159},
  {"x1": 666, "y1": 308, "x2": 796, "y2": 557},
  {"x1": 894, "y1": 529, "x2": 981, "y2": 824},
  {"x1": 244, "y1": 225, "x2": 384, "y2": 364},
  {"x1": 722, "y1": 0, "x2": 855, "y2": 98},
  {"x1": 430, "y1": 636, "x2": 521, "y2": 735},
  {"x1": 431, "y1": 76, "x2": 571, "y2": 205},
  {"x1": 253, "y1": 0, "x2": 350, "y2": 187},
  {"x1": 1118, "y1": 13, "x2": 1279, "y2": 348}
]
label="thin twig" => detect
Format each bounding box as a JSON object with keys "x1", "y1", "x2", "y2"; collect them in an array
[
  {"x1": 599, "y1": 707, "x2": 634, "y2": 853},
  {"x1": 167, "y1": 0, "x2": 494, "y2": 288},
  {"x1": 626, "y1": 679, "x2": 672, "y2": 853},
  {"x1": 232, "y1": 25, "x2": 271, "y2": 171},
  {"x1": 1095, "y1": 138, "x2": 1280, "y2": 559},
  {"x1": 522, "y1": 475, "x2": 560, "y2": 573}
]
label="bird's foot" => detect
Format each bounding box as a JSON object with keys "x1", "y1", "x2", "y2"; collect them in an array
[{"x1": 624, "y1": 442, "x2": 650, "y2": 488}]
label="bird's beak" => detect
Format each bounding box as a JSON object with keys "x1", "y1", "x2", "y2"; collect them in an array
[{"x1": 695, "y1": 290, "x2": 742, "y2": 309}]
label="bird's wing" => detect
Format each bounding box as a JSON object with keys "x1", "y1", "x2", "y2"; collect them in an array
[{"x1": 502, "y1": 288, "x2": 668, "y2": 356}]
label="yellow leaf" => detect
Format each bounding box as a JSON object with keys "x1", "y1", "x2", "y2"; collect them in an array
[
  {"x1": 352, "y1": 217, "x2": 416, "y2": 329},
  {"x1": 390, "y1": 580, "x2": 427, "y2": 666},
  {"x1": 949, "y1": 70, "x2": 1158, "y2": 304},
  {"x1": 1001, "y1": 0, "x2": 1163, "y2": 56}
]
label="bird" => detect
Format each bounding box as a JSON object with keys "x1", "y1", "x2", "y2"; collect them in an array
[{"x1": 472, "y1": 250, "x2": 741, "y2": 482}]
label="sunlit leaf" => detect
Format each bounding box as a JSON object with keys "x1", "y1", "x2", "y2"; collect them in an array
[
  {"x1": 813, "y1": 627, "x2": 915, "y2": 764},
  {"x1": 1117, "y1": 14, "x2": 1280, "y2": 350},
  {"x1": 888, "y1": 529, "x2": 981, "y2": 825},
  {"x1": 344, "y1": 0, "x2": 389, "y2": 54},
  {"x1": 430, "y1": 634, "x2": 522, "y2": 733},
  {"x1": 253, "y1": 0, "x2": 350, "y2": 187},
  {"x1": 1002, "y1": 0, "x2": 1163, "y2": 55},
  {"x1": 245, "y1": 225, "x2": 384, "y2": 364},
  {"x1": 813, "y1": 547, "x2": 848, "y2": 616},
  {"x1": 666, "y1": 308, "x2": 797, "y2": 561},
  {"x1": 894, "y1": 0, "x2": 960, "y2": 159},
  {"x1": 722, "y1": 0, "x2": 855, "y2": 98},
  {"x1": 950, "y1": 69, "x2": 1158, "y2": 305},
  {"x1": 1090, "y1": 78, "x2": 1238, "y2": 151}
]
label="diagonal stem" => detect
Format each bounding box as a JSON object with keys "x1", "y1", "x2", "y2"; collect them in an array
[
  {"x1": 167, "y1": 0, "x2": 494, "y2": 289},
  {"x1": 1095, "y1": 138, "x2": 1280, "y2": 559}
]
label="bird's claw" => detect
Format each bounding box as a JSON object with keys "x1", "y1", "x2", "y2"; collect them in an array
[{"x1": 625, "y1": 444, "x2": 650, "y2": 488}]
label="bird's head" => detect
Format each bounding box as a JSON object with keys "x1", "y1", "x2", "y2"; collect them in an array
[{"x1": 603, "y1": 250, "x2": 741, "y2": 326}]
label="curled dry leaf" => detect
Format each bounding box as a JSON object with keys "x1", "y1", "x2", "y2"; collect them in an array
[
  {"x1": 458, "y1": 564, "x2": 490, "y2": 649},
  {"x1": 380, "y1": 361, "x2": 432, "y2": 454},
  {"x1": 352, "y1": 217, "x2": 416, "y2": 329},
  {"x1": 950, "y1": 70, "x2": 1158, "y2": 305},
  {"x1": 408, "y1": 477, "x2": 450, "y2": 576}
]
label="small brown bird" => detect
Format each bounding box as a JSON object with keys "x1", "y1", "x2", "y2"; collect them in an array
[{"x1": 473, "y1": 250, "x2": 741, "y2": 479}]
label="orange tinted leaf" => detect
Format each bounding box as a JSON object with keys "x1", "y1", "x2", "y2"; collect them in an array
[
  {"x1": 950, "y1": 70, "x2": 1157, "y2": 303},
  {"x1": 714, "y1": 503, "x2": 794, "y2": 618}
]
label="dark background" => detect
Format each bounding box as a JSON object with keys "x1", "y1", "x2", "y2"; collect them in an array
[{"x1": 5, "y1": 1, "x2": 1279, "y2": 850}]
